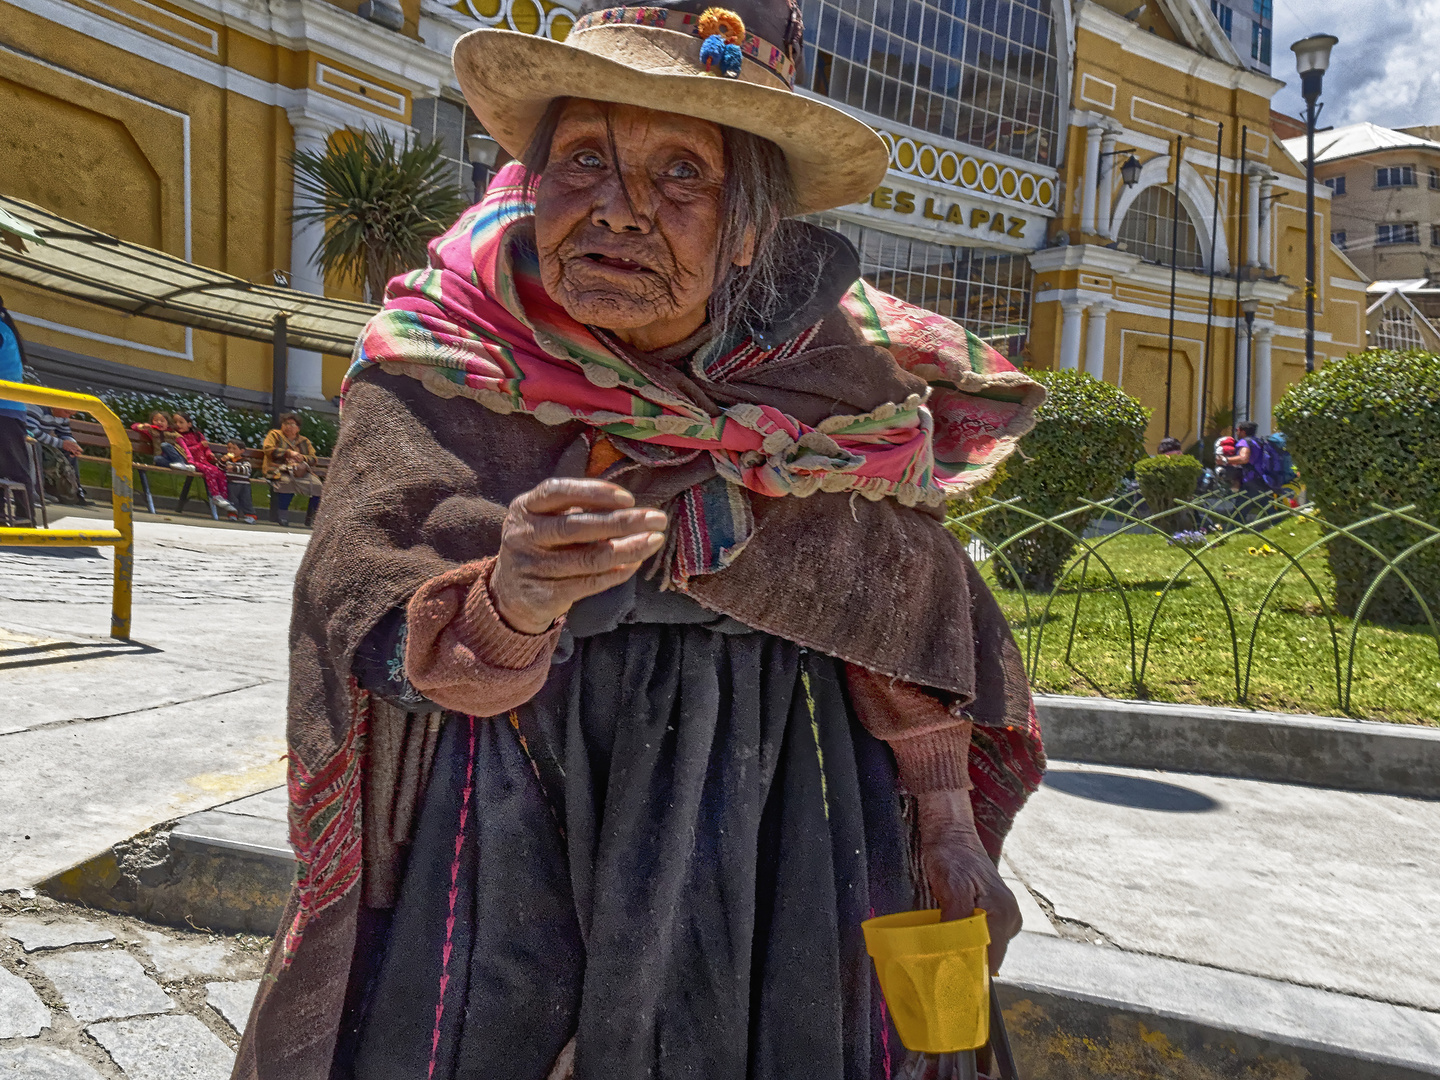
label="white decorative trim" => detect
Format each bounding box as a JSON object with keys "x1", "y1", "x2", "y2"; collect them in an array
[
  {"x1": 12, "y1": 312, "x2": 195, "y2": 361},
  {"x1": 1329, "y1": 276, "x2": 1369, "y2": 292},
  {"x1": 315, "y1": 62, "x2": 407, "y2": 117},
  {"x1": 150, "y1": 0, "x2": 453, "y2": 90},
  {"x1": 0, "y1": 40, "x2": 192, "y2": 264},
  {"x1": 20, "y1": 0, "x2": 418, "y2": 138},
  {"x1": 75, "y1": 0, "x2": 219, "y2": 54},
  {"x1": 1080, "y1": 73, "x2": 1116, "y2": 111}
]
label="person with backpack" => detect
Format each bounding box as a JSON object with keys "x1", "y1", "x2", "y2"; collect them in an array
[{"x1": 1218, "y1": 420, "x2": 1292, "y2": 521}]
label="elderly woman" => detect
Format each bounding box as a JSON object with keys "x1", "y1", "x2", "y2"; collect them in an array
[{"x1": 235, "y1": 2, "x2": 1046, "y2": 1077}]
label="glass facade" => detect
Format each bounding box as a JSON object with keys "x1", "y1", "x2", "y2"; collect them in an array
[
  {"x1": 799, "y1": 0, "x2": 1062, "y2": 165},
  {"x1": 810, "y1": 214, "x2": 1034, "y2": 357},
  {"x1": 1116, "y1": 185, "x2": 1204, "y2": 270}
]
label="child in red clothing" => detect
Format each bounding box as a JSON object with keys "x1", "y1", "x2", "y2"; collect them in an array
[
  {"x1": 130, "y1": 411, "x2": 191, "y2": 469},
  {"x1": 170, "y1": 411, "x2": 234, "y2": 515}
]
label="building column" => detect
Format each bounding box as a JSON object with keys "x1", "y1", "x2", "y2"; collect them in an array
[
  {"x1": 1234, "y1": 325, "x2": 1252, "y2": 423},
  {"x1": 1258, "y1": 175, "x2": 1275, "y2": 270},
  {"x1": 1246, "y1": 170, "x2": 1263, "y2": 270},
  {"x1": 1059, "y1": 301, "x2": 1087, "y2": 371},
  {"x1": 1080, "y1": 126, "x2": 1103, "y2": 236},
  {"x1": 285, "y1": 109, "x2": 332, "y2": 407},
  {"x1": 1084, "y1": 301, "x2": 1111, "y2": 379},
  {"x1": 1096, "y1": 129, "x2": 1119, "y2": 240},
  {"x1": 1252, "y1": 326, "x2": 1273, "y2": 433}
]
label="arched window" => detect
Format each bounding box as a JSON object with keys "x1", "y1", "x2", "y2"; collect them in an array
[
  {"x1": 799, "y1": 0, "x2": 1062, "y2": 165},
  {"x1": 1117, "y1": 185, "x2": 1205, "y2": 270},
  {"x1": 1373, "y1": 306, "x2": 1428, "y2": 351}
]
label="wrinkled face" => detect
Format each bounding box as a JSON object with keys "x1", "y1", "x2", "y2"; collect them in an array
[
  {"x1": 534, "y1": 100, "x2": 741, "y2": 348},
  {"x1": 281, "y1": 419, "x2": 300, "y2": 439}
]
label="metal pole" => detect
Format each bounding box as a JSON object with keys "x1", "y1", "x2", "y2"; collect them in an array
[
  {"x1": 1244, "y1": 314, "x2": 1255, "y2": 423},
  {"x1": 1200, "y1": 122, "x2": 1224, "y2": 450},
  {"x1": 1304, "y1": 97, "x2": 1318, "y2": 372},
  {"x1": 272, "y1": 313, "x2": 289, "y2": 428},
  {"x1": 1163, "y1": 133, "x2": 1183, "y2": 439},
  {"x1": 1231, "y1": 126, "x2": 1248, "y2": 436}
]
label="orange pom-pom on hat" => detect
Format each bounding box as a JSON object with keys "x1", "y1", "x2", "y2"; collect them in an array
[{"x1": 699, "y1": 7, "x2": 746, "y2": 43}]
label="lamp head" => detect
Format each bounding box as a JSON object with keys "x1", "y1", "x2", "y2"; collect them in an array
[
  {"x1": 466, "y1": 133, "x2": 501, "y2": 168},
  {"x1": 1120, "y1": 154, "x2": 1142, "y2": 188},
  {"x1": 1242, "y1": 297, "x2": 1259, "y2": 327},
  {"x1": 1292, "y1": 34, "x2": 1338, "y2": 102}
]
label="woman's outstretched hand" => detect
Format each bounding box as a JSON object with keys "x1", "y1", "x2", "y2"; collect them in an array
[
  {"x1": 490, "y1": 478, "x2": 668, "y2": 636},
  {"x1": 916, "y1": 790, "x2": 1023, "y2": 974}
]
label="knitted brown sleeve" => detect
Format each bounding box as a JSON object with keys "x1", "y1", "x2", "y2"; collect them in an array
[
  {"x1": 845, "y1": 665, "x2": 973, "y2": 794},
  {"x1": 404, "y1": 557, "x2": 561, "y2": 716}
]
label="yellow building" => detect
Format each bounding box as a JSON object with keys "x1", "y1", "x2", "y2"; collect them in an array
[
  {"x1": 2, "y1": 0, "x2": 1365, "y2": 438},
  {"x1": 1027, "y1": 0, "x2": 1367, "y2": 448},
  {"x1": 0, "y1": 0, "x2": 566, "y2": 407}
]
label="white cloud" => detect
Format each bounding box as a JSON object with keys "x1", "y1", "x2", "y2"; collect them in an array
[{"x1": 1270, "y1": 0, "x2": 1440, "y2": 131}]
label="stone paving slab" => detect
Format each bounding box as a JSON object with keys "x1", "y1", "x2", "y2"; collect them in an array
[
  {"x1": 0, "y1": 964, "x2": 51, "y2": 1038},
  {"x1": 133, "y1": 930, "x2": 239, "y2": 982},
  {"x1": 206, "y1": 979, "x2": 259, "y2": 1035},
  {"x1": 88, "y1": 1013, "x2": 235, "y2": 1080},
  {"x1": 2, "y1": 916, "x2": 115, "y2": 952},
  {"x1": 1004, "y1": 760, "x2": 1440, "y2": 1011},
  {"x1": 0, "y1": 1045, "x2": 107, "y2": 1080},
  {"x1": 30, "y1": 949, "x2": 173, "y2": 1024}
]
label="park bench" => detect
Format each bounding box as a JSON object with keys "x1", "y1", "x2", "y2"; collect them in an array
[{"x1": 66, "y1": 418, "x2": 329, "y2": 522}]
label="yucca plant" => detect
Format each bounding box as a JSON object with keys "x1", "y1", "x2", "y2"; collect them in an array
[{"x1": 290, "y1": 128, "x2": 470, "y2": 303}]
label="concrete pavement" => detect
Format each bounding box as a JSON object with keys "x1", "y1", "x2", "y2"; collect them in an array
[
  {"x1": 0, "y1": 515, "x2": 301, "y2": 890},
  {"x1": 1003, "y1": 761, "x2": 1440, "y2": 1012}
]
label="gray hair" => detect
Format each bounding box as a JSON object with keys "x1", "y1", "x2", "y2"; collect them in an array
[{"x1": 521, "y1": 99, "x2": 808, "y2": 344}]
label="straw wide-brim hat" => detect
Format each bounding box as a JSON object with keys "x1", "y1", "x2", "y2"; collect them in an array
[{"x1": 452, "y1": 0, "x2": 890, "y2": 215}]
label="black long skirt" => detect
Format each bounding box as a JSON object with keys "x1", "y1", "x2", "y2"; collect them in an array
[{"x1": 352, "y1": 623, "x2": 914, "y2": 1080}]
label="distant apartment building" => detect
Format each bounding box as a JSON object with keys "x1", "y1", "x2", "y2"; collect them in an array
[
  {"x1": 1284, "y1": 123, "x2": 1440, "y2": 281},
  {"x1": 1207, "y1": 0, "x2": 1272, "y2": 73}
]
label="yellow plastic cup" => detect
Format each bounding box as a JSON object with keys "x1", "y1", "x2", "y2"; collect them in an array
[{"x1": 862, "y1": 908, "x2": 990, "y2": 1054}]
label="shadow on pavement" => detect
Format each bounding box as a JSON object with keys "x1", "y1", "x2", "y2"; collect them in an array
[
  {"x1": 1043, "y1": 768, "x2": 1220, "y2": 813},
  {"x1": 0, "y1": 639, "x2": 161, "y2": 670}
]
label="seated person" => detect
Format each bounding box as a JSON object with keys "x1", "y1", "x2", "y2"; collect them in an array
[{"x1": 261, "y1": 412, "x2": 322, "y2": 527}]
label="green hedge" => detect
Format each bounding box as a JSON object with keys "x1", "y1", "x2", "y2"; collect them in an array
[
  {"x1": 1135, "y1": 453, "x2": 1203, "y2": 532},
  {"x1": 975, "y1": 369, "x2": 1149, "y2": 591},
  {"x1": 1274, "y1": 349, "x2": 1439, "y2": 624},
  {"x1": 89, "y1": 390, "x2": 339, "y2": 456}
]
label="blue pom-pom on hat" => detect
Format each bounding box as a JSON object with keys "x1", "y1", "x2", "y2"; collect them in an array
[
  {"x1": 720, "y1": 42, "x2": 743, "y2": 77},
  {"x1": 700, "y1": 33, "x2": 726, "y2": 72}
]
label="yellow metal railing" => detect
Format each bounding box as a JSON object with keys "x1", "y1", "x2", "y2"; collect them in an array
[{"x1": 0, "y1": 380, "x2": 133, "y2": 639}]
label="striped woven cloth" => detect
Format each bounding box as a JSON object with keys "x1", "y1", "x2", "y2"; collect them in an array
[{"x1": 344, "y1": 162, "x2": 1041, "y2": 584}]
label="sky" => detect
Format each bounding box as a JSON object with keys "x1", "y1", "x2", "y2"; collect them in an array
[{"x1": 1269, "y1": 0, "x2": 1440, "y2": 131}]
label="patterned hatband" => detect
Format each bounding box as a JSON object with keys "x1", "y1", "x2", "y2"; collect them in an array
[{"x1": 569, "y1": 6, "x2": 798, "y2": 89}]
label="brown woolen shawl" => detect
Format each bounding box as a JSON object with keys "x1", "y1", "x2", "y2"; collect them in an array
[{"x1": 233, "y1": 307, "x2": 1041, "y2": 1080}]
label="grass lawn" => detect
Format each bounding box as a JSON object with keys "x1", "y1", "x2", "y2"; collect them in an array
[{"x1": 979, "y1": 517, "x2": 1440, "y2": 724}]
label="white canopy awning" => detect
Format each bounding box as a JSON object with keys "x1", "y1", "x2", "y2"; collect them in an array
[{"x1": 0, "y1": 195, "x2": 377, "y2": 355}]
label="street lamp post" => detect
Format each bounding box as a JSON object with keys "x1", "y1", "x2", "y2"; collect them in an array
[
  {"x1": 1241, "y1": 297, "x2": 1259, "y2": 426},
  {"x1": 1292, "y1": 33, "x2": 1339, "y2": 375},
  {"x1": 466, "y1": 133, "x2": 501, "y2": 205}
]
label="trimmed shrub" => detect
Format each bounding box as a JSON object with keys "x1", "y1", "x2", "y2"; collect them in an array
[
  {"x1": 91, "y1": 390, "x2": 339, "y2": 456},
  {"x1": 1135, "y1": 453, "x2": 1203, "y2": 532},
  {"x1": 974, "y1": 369, "x2": 1149, "y2": 591},
  {"x1": 1274, "y1": 349, "x2": 1440, "y2": 624}
]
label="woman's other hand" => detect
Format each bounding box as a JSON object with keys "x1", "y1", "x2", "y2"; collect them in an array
[
  {"x1": 916, "y1": 790, "x2": 1023, "y2": 974},
  {"x1": 490, "y1": 478, "x2": 668, "y2": 635}
]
